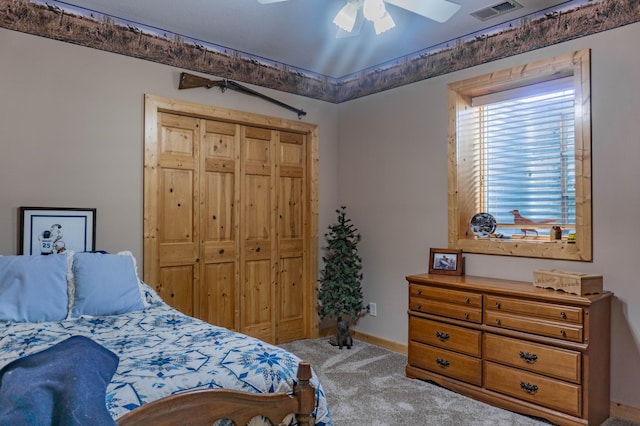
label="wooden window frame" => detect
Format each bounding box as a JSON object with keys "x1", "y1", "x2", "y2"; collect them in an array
[{"x1": 447, "y1": 49, "x2": 592, "y2": 261}]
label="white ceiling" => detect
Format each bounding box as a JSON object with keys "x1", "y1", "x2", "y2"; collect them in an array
[{"x1": 58, "y1": 0, "x2": 571, "y2": 78}]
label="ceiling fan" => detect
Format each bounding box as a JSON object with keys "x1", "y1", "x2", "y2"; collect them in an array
[{"x1": 257, "y1": 0, "x2": 461, "y2": 35}]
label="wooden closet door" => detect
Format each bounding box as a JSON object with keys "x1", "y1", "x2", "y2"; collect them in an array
[
  {"x1": 277, "y1": 131, "x2": 307, "y2": 342},
  {"x1": 240, "y1": 126, "x2": 276, "y2": 343},
  {"x1": 144, "y1": 95, "x2": 319, "y2": 343},
  {"x1": 198, "y1": 120, "x2": 240, "y2": 330},
  {"x1": 152, "y1": 112, "x2": 200, "y2": 316}
]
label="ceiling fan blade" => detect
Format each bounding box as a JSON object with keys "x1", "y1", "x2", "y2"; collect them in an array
[
  {"x1": 336, "y1": 12, "x2": 364, "y2": 38},
  {"x1": 256, "y1": 0, "x2": 290, "y2": 3},
  {"x1": 384, "y1": 0, "x2": 461, "y2": 23}
]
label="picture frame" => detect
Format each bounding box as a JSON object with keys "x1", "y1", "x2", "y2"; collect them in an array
[
  {"x1": 429, "y1": 248, "x2": 463, "y2": 276},
  {"x1": 19, "y1": 207, "x2": 96, "y2": 255}
]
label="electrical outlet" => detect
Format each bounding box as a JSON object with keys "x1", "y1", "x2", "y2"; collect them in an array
[{"x1": 369, "y1": 302, "x2": 377, "y2": 317}]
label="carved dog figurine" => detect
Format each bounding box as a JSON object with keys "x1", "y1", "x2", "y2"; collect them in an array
[{"x1": 336, "y1": 319, "x2": 353, "y2": 350}]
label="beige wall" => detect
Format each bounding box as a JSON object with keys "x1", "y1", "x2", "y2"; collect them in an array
[
  {"x1": 0, "y1": 27, "x2": 340, "y2": 261},
  {"x1": 338, "y1": 22, "x2": 640, "y2": 409},
  {"x1": 2, "y1": 21, "x2": 640, "y2": 411}
]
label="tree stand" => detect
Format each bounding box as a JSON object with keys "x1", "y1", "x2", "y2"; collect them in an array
[{"x1": 328, "y1": 318, "x2": 353, "y2": 349}]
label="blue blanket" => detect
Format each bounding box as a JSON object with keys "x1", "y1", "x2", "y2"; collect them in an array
[{"x1": 0, "y1": 335, "x2": 119, "y2": 426}]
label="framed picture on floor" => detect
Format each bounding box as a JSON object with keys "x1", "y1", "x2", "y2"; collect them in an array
[{"x1": 19, "y1": 207, "x2": 96, "y2": 255}]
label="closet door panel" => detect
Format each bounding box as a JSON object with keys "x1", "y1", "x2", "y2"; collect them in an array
[
  {"x1": 241, "y1": 259, "x2": 273, "y2": 342},
  {"x1": 280, "y1": 133, "x2": 304, "y2": 163},
  {"x1": 158, "y1": 265, "x2": 194, "y2": 316},
  {"x1": 160, "y1": 169, "x2": 194, "y2": 243},
  {"x1": 277, "y1": 175, "x2": 305, "y2": 342},
  {"x1": 155, "y1": 112, "x2": 200, "y2": 315},
  {"x1": 276, "y1": 132, "x2": 306, "y2": 342},
  {"x1": 201, "y1": 262, "x2": 236, "y2": 330},
  {"x1": 240, "y1": 126, "x2": 276, "y2": 343},
  {"x1": 244, "y1": 175, "x2": 271, "y2": 241},
  {"x1": 279, "y1": 176, "x2": 303, "y2": 240},
  {"x1": 199, "y1": 120, "x2": 240, "y2": 328},
  {"x1": 278, "y1": 256, "x2": 305, "y2": 342}
]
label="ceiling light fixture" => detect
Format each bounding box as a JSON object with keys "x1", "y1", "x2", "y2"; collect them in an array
[
  {"x1": 334, "y1": 0, "x2": 395, "y2": 35},
  {"x1": 362, "y1": 0, "x2": 385, "y2": 21},
  {"x1": 363, "y1": 0, "x2": 395, "y2": 34},
  {"x1": 260, "y1": 0, "x2": 460, "y2": 38}
]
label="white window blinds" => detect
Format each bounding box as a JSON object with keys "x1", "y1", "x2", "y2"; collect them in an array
[{"x1": 457, "y1": 77, "x2": 576, "y2": 229}]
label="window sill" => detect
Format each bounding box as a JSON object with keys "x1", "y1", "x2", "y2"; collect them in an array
[{"x1": 455, "y1": 238, "x2": 590, "y2": 261}]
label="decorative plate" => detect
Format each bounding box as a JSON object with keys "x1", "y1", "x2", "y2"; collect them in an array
[{"x1": 470, "y1": 213, "x2": 496, "y2": 238}]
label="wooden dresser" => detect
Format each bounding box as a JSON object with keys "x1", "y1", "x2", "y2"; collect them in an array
[{"x1": 406, "y1": 273, "x2": 611, "y2": 426}]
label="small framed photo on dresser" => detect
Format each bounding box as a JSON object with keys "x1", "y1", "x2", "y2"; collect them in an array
[{"x1": 429, "y1": 248, "x2": 463, "y2": 276}]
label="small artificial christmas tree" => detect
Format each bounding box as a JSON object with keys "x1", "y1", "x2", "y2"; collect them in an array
[{"x1": 318, "y1": 206, "x2": 365, "y2": 326}]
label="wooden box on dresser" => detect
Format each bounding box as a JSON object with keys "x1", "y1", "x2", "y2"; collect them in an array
[{"x1": 406, "y1": 273, "x2": 612, "y2": 426}]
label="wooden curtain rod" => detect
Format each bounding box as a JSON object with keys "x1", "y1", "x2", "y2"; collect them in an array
[{"x1": 178, "y1": 72, "x2": 307, "y2": 119}]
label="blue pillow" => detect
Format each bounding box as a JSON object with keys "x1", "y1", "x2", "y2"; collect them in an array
[
  {"x1": 0, "y1": 254, "x2": 68, "y2": 322},
  {"x1": 71, "y1": 252, "x2": 145, "y2": 317}
]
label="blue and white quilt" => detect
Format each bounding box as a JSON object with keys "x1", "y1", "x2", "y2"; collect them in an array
[{"x1": 0, "y1": 294, "x2": 331, "y2": 425}]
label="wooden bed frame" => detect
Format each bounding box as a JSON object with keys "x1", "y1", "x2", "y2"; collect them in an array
[{"x1": 116, "y1": 361, "x2": 315, "y2": 426}]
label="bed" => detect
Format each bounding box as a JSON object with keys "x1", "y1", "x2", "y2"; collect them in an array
[{"x1": 0, "y1": 251, "x2": 332, "y2": 425}]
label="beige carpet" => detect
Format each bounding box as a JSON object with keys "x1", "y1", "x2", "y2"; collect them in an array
[{"x1": 280, "y1": 338, "x2": 636, "y2": 426}]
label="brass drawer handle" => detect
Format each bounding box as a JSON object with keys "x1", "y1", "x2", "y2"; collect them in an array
[
  {"x1": 435, "y1": 331, "x2": 451, "y2": 342},
  {"x1": 560, "y1": 311, "x2": 567, "y2": 319},
  {"x1": 495, "y1": 318, "x2": 501, "y2": 325},
  {"x1": 417, "y1": 289, "x2": 422, "y2": 295},
  {"x1": 436, "y1": 358, "x2": 450, "y2": 368},
  {"x1": 519, "y1": 351, "x2": 538, "y2": 363},
  {"x1": 417, "y1": 304, "x2": 422, "y2": 311},
  {"x1": 464, "y1": 312, "x2": 470, "y2": 320},
  {"x1": 520, "y1": 381, "x2": 539, "y2": 394},
  {"x1": 561, "y1": 330, "x2": 567, "y2": 337},
  {"x1": 465, "y1": 297, "x2": 470, "y2": 304},
  {"x1": 495, "y1": 301, "x2": 501, "y2": 309}
]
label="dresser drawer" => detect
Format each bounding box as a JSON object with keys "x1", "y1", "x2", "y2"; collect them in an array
[
  {"x1": 484, "y1": 361, "x2": 581, "y2": 417},
  {"x1": 409, "y1": 341, "x2": 482, "y2": 386},
  {"x1": 485, "y1": 310, "x2": 583, "y2": 342},
  {"x1": 484, "y1": 334, "x2": 581, "y2": 383},
  {"x1": 410, "y1": 316, "x2": 482, "y2": 357},
  {"x1": 411, "y1": 284, "x2": 482, "y2": 307},
  {"x1": 410, "y1": 299, "x2": 482, "y2": 323},
  {"x1": 485, "y1": 295, "x2": 582, "y2": 324}
]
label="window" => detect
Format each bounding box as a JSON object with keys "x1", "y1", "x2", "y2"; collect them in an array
[{"x1": 448, "y1": 50, "x2": 592, "y2": 261}]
